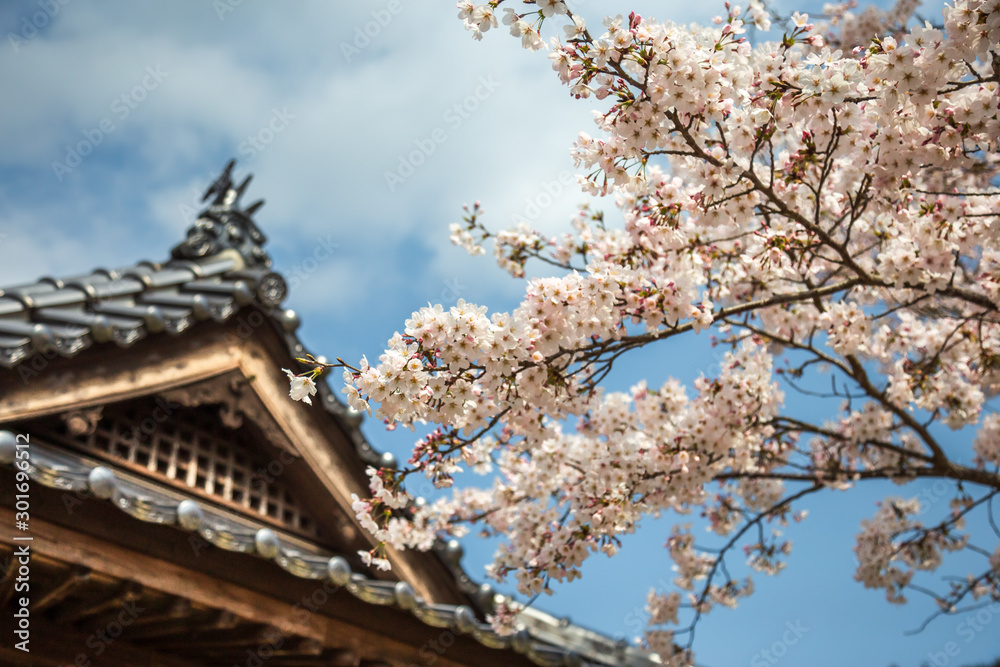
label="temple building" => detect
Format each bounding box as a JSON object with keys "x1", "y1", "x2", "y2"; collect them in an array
[{"x1": 0, "y1": 162, "x2": 656, "y2": 666}]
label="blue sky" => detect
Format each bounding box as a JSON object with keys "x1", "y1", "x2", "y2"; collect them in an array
[{"x1": 1, "y1": 1, "x2": 997, "y2": 665}]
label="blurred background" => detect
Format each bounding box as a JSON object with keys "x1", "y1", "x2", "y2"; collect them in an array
[{"x1": 1, "y1": 1, "x2": 996, "y2": 665}]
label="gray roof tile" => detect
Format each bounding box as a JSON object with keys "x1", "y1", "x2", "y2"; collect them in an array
[
  {"x1": 0, "y1": 163, "x2": 281, "y2": 369},
  {"x1": 0, "y1": 298, "x2": 23, "y2": 317}
]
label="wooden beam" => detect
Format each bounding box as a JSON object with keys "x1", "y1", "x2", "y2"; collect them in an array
[
  {"x1": 51, "y1": 580, "x2": 141, "y2": 624},
  {"x1": 0, "y1": 646, "x2": 64, "y2": 667},
  {"x1": 32, "y1": 566, "x2": 91, "y2": 613},
  {"x1": 235, "y1": 344, "x2": 446, "y2": 602},
  {"x1": 0, "y1": 333, "x2": 240, "y2": 423},
  {"x1": 125, "y1": 610, "x2": 222, "y2": 641},
  {"x1": 269, "y1": 651, "x2": 361, "y2": 667},
  {"x1": 126, "y1": 598, "x2": 193, "y2": 631},
  {"x1": 328, "y1": 648, "x2": 362, "y2": 667},
  {"x1": 0, "y1": 509, "x2": 475, "y2": 667},
  {"x1": 0, "y1": 608, "x2": 200, "y2": 667},
  {"x1": 211, "y1": 608, "x2": 240, "y2": 629},
  {"x1": 286, "y1": 637, "x2": 324, "y2": 656},
  {"x1": 0, "y1": 322, "x2": 462, "y2": 605},
  {"x1": 147, "y1": 625, "x2": 273, "y2": 652},
  {"x1": 268, "y1": 650, "x2": 362, "y2": 667},
  {"x1": 0, "y1": 511, "x2": 325, "y2": 641}
]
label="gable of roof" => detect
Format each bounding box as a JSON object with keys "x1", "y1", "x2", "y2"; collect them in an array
[{"x1": 0, "y1": 161, "x2": 660, "y2": 667}]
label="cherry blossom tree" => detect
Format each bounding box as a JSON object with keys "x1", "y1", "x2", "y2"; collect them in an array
[{"x1": 289, "y1": 0, "x2": 1000, "y2": 663}]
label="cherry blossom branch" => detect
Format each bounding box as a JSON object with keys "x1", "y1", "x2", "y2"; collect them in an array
[
  {"x1": 287, "y1": 3, "x2": 1000, "y2": 661},
  {"x1": 681, "y1": 483, "x2": 823, "y2": 649}
]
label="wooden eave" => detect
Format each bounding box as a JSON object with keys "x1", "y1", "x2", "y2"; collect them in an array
[{"x1": 0, "y1": 314, "x2": 469, "y2": 606}]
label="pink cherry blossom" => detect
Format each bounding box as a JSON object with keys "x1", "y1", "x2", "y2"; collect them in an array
[{"x1": 293, "y1": 1, "x2": 1000, "y2": 662}]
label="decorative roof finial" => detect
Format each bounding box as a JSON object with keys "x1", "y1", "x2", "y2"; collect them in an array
[{"x1": 171, "y1": 160, "x2": 270, "y2": 267}]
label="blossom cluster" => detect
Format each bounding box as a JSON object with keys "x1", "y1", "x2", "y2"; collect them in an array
[{"x1": 288, "y1": 0, "x2": 1000, "y2": 662}]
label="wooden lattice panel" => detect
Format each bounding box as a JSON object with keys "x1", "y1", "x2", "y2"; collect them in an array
[{"x1": 69, "y1": 400, "x2": 317, "y2": 537}]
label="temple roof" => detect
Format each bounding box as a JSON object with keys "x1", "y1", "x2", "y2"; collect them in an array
[
  {"x1": 0, "y1": 161, "x2": 288, "y2": 372},
  {"x1": 0, "y1": 162, "x2": 660, "y2": 667}
]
